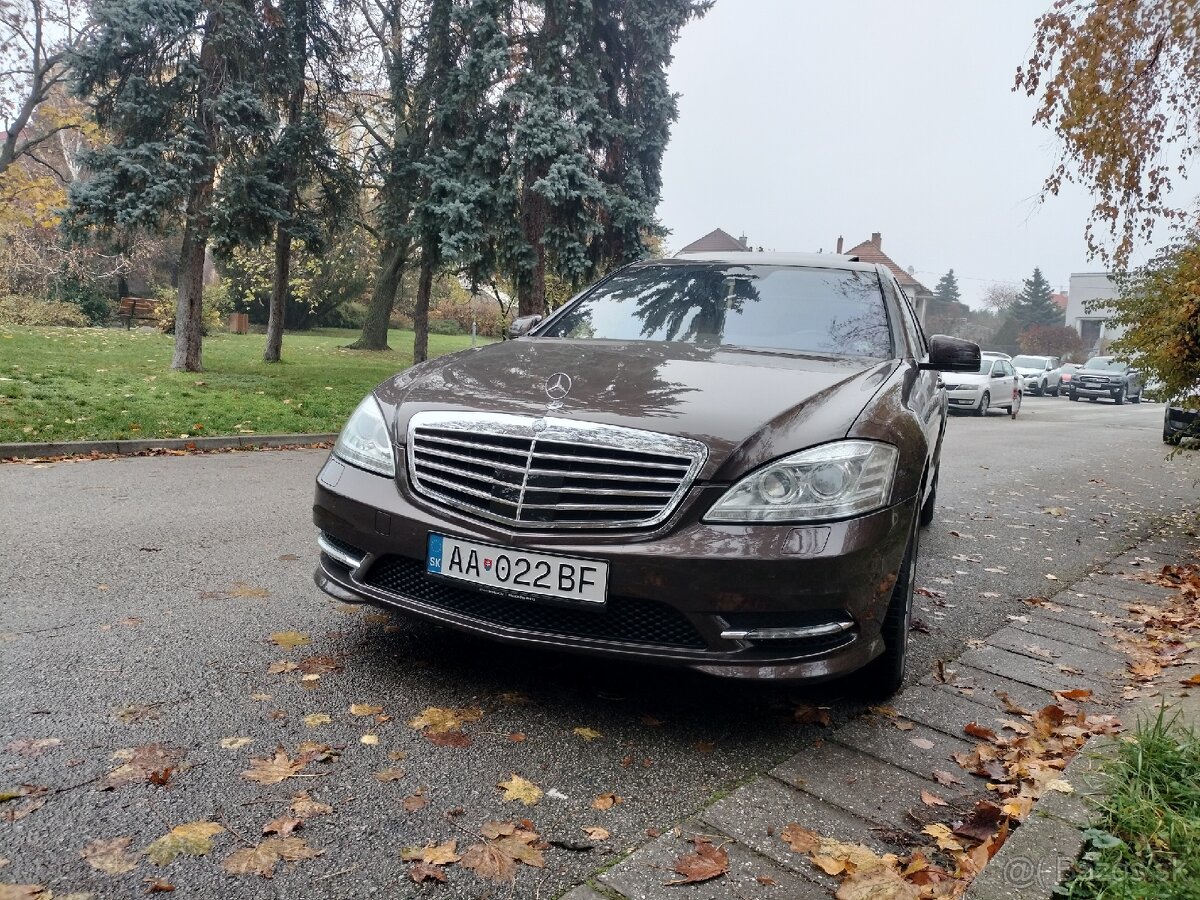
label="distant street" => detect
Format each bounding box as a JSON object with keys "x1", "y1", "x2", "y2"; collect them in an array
[{"x1": 1, "y1": 396, "x2": 1197, "y2": 898}]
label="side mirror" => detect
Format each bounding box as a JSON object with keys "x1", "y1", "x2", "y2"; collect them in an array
[
  {"x1": 920, "y1": 334, "x2": 981, "y2": 373},
  {"x1": 508, "y1": 314, "x2": 543, "y2": 339}
]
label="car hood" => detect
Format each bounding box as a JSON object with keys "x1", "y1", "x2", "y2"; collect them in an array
[
  {"x1": 375, "y1": 339, "x2": 896, "y2": 479},
  {"x1": 1014, "y1": 367, "x2": 1042, "y2": 376},
  {"x1": 1075, "y1": 368, "x2": 1124, "y2": 377}
]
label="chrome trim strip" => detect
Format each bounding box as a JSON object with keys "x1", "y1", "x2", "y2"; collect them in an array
[
  {"x1": 406, "y1": 411, "x2": 708, "y2": 530},
  {"x1": 719, "y1": 621, "x2": 855, "y2": 641},
  {"x1": 317, "y1": 533, "x2": 365, "y2": 571}
]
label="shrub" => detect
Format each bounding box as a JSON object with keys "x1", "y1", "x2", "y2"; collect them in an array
[
  {"x1": 429, "y1": 318, "x2": 464, "y2": 335},
  {"x1": 0, "y1": 295, "x2": 90, "y2": 327},
  {"x1": 153, "y1": 286, "x2": 224, "y2": 336},
  {"x1": 51, "y1": 276, "x2": 114, "y2": 325}
]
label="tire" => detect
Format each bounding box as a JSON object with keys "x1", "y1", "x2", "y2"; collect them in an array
[
  {"x1": 1132, "y1": 387, "x2": 1142, "y2": 404},
  {"x1": 851, "y1": 519, "x2": 918, "y2": 699},
  {"x1": 918, "y1": 467, "x2": 938, "y2": 528},
  {"x1": 1049, "y1": 383, "x2": 1060, "y2": 397},
  {"x1": 976, "y1": 391, "x2": 989, "y2": 416},
  {"x1": 1037, "y1": 380, "x2": 1046, "y2": 396},
  {"x1": 1069, "y1": 391, "x2": 1079, "y2": 401},
  {"x1": 1114, "y1": 387, "x2": 1125, "y2": 405}
]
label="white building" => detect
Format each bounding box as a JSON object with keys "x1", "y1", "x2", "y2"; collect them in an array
[{"x1": 1066, "y1": 272, "x2": 1123, "y2": 356}]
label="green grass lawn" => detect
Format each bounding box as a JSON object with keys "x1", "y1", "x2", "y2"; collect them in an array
[{"x1": 0, "y1": 325, "x2": 487, "y2": 443}]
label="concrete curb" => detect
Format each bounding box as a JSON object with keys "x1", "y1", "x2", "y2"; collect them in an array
[
  {"x1": 574, "y1": 528, "x2": 1199, "y2": 900},
  {"x1": 0, "y1": 432, "x2": 339, "y2": 460}
]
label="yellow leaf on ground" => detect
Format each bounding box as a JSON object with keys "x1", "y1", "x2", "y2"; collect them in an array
[
  {"x1": 349, "y1": 704, "x2": 383, "y2": 716},
  {"x1": 408, "y1": 706, "x2": 483, "y2": 734},
  {"x1": 219, "y1": 737, "x2": 253, "y2": 750},
  {"x1": 360, "y1": 734, "x2": 379, "y2": 745},
  {"x1": 921, "y1": 823, "x2": 965, "y2": 852},
  {"x1": 80, "y1": 836, "x2": 138, "y2": 874},
  {"x1": 242, "y1": 749, "x2": 311, "y2": 785},
  {"x1": 583, "y1": 826, "x2": 610, "y2": 841},
  {"x1": 1045, "y1": 779, "x2": 1074, "y2": 794},
  {"x1": 302, "y1": 714, "x2": 331, "y2": 728},
  {"x1": 400, "y1": 840, "x2": 460, "y2": 865},
  {"x1": 222, "y1": 837, "x2": 321, "y2": 877},
  {"x1": 269, "y1": 631, "x2": 310, "y2": 650},
  {"x1": 145, "y1": 822, "x2": 225, "y2": 864},
  {"x1": 289, "y1": 793, "x2": 332, "y2": 820},
  {"x1": 375, "y1": 768, "x2": 405, "y2": 783},
  {"x1": 835, "y1": 865, "x2": 920, "y2": 900},
  {"x1": 572, "y1": 727, "x2": 602, "y2": 742},
  {"x1": 592, "y1": 792, "x2": 622, "y2": 810},
  {"x1": 497, "y1": 774, "x2": 542, "y2": 806}
]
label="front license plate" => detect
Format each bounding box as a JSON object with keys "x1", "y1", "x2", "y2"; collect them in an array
[{"x1": 426, "y1": 534, "x2": 608, "y2": 605}]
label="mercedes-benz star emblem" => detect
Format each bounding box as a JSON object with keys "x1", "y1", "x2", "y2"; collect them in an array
[{"x1": 544, "y1": 372, "x2": 572, "y2": 400}]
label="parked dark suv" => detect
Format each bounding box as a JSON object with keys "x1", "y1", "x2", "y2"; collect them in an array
[
  {"x1": 1068, "y1": 356, "x2": 1145, "y2": 404},
  {"x1": 312, "y1": 252, "x2": 979, "y2": 695}
]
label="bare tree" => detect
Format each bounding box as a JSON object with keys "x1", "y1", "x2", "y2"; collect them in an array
[
  {"x1": 980, "y1": 283, "x2": 1019, "y2": 315},
  {"x1": 0, "y1": 0, "x2": 90, "y2": 177}
]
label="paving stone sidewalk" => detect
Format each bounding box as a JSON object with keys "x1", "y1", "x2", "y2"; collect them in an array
[{"x1": 562, "y1": 530, "x2": 1200, "y2": 900}]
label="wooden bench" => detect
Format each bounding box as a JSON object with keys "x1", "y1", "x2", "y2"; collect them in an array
[{"x1": 116, "y1": 296, "x2": 158, "y2": 329}]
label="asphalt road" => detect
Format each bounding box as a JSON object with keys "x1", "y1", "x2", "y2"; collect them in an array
[{"x1": 1, "y1": 395, "x2": 1197, "y2": 899}]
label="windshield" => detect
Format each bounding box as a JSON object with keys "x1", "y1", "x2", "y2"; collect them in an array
[
  {"x1": 539, "y1": 264, "x2": 893, "y2": 359},
  {"x1": 1012, "y1": 355, "x2": 1047, "y2": 368},
  {"x1": 1084, "y1": 358, "x2": 1127, "y2": 372}
]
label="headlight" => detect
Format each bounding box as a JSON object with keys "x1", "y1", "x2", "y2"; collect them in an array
[
  {"x1": 704, "y1": 440, "x2": 899, "y2": 523},
  {"x1": 333, "y1": 395, "x2": 395, "y2": 477}
]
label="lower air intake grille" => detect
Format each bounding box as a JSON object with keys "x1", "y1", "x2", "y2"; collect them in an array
[{"x1": 363, "y1": 555, "x2": 706, "y2": 649}]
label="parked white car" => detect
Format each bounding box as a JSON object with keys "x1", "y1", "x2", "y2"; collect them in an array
[
  {"x1": 943, "y1": 356, "x2": 1023, "y2": 418},
  {"x1": 1011, "y1": 354, "x2": 1063, "y2": 396}
]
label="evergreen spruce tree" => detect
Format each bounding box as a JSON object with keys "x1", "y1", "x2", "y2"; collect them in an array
[
  {"x1": 934, "y1": 269, "x2": 962, "y2": 304},
  {"x1": 1012, "y1": 266, "x2": 1063, "y2": 330},
  {"x1": 499, "y1": 0, "x2": 708, "y2": 316},
  {"x1": 66, "y1": 0, "x2": 279, "y2": 371}
]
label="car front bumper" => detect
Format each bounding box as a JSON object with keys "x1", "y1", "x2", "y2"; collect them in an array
[
  {"x1": 310, "y1": 454, "x2": 916, "y2": 681},
  {"x1": 945, "y1": 388, "x2": 983, "y2": 409},
  {"x1": 1071, "y1": 383, "x2": 1122, "y2": 397}
]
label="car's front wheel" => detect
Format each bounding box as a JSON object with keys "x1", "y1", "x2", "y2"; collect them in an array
[
  {"x1": 976, "y1": 391, "x2": 990, "y2": 416},
  {"x1": 1069, "y1": 391, "x2": 1079, "y2": 401},
  {"x1": 852, "y1": 522, "x2": 917, "y2": 698},
  {"x1": 1114, "y1": 387, "x2": 1125, "y2": 405},
  {"x1": 1132, "y1": 386, "x2": 1143, "y2": 404}
]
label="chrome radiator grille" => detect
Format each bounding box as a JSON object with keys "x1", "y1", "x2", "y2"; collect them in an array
[{"x1": 406, "y1": 412, "x2": 707, "y2": 529}]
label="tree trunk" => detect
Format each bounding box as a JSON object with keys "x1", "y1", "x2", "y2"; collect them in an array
[
  {"x1": 172, "y1": 213, "x2": 209, "y2": 371},
  {"x1": 264, "y1": 0, "x2": 306, "y2": 364},
  {"x1": 518, "y1": 175, "x2": 548, "y2": 317},
  {"x1": 350, "y1": 239, "x2": 406, "y2": 350},
  {"x1": 264, "y1": 223, "x2": 291, "y2": 362},
  {"x1": 413, "y1": 250, "x2": 434, "y2": 364}
]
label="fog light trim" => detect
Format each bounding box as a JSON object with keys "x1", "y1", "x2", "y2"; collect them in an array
[
  {"x1": 719, "y1": 621, "x2": 854, "y2": 641},
  {"x1": 318, "y1": 533, "x2": 365, "y2": 571}
]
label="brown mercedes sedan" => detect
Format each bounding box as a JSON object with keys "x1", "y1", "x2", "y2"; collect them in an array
[{"x1": 312, "y1": 252, "x2": 979, "y2": 693}]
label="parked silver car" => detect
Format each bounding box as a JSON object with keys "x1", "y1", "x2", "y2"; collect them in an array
[
  {"x1": 1011, "y1": 354, "x2": 1063, "y2": 396},
  {"x1": 944, "y1": 356, "x2": 1023, "y2": 418}
]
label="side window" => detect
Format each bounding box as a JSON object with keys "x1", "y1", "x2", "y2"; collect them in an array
[
  {"x1": 889, "y1": 278, "x2": 927, "y2": 358},
  {"x1": 1003, "y1": 361, "x2": 1015, "y2": 377}
]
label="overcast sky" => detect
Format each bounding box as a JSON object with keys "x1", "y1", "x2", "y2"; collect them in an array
[{"x1": 657, "y1": 0, "x2": 1101, "y2": 308}]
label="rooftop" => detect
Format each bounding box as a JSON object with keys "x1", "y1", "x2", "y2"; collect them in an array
[
  {"x1": 840, "y1": 232, "x2": 929, "y2": 293},
  {"x1": 678, "y1": 228, "x2": 750, "y2": 254}
]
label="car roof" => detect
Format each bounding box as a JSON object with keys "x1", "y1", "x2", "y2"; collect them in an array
[{"x1": 666, "y1": 251, "x2": 881, "y2": 274}]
